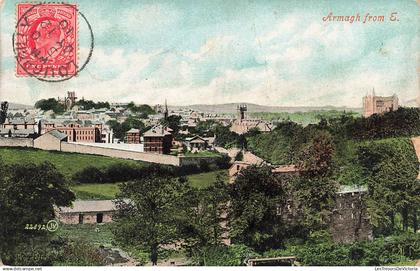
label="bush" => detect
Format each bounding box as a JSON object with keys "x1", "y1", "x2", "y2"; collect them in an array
[
  {"x1": 191, "y1": 245, "x2": 259, "y2": 266},
  {"x1": 2, "y1": 237, "x2": 106, "y2": 266},
  {"x1": 295, "y1": 233, "x2": 420, "y2": 266},
  {"x1": 199, "y1": 160, "x2": 210, "y2": 172},
  {"x1": 104, "y1": 163, "x2": 140, "y2": 183},
  {"x1": 54, "y1": 239, "x2": 106, "y2": 266},
  {"x1": 72, "y1": 166, "x2": 106, "y2": 184},
  {"x1": 215, "y1": 154, "x2": 231, "y2": 169}
]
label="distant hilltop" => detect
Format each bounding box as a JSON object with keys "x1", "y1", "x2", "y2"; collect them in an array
[
  {"x1": 3, "y1": 102, "x2": 34, "y2": 110},
  {"x1": 169, "y1": 103, "x2": 363, "y2": 113}
]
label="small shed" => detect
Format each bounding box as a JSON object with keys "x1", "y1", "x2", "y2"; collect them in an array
[
  {"x1": 34, "y1": 130, "x2": 68, "y2": 151},
  {"x1": 57, "y1": 200, "x2": 117, "y2": 224}
]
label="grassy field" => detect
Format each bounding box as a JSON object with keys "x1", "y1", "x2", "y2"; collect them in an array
[
  {"x1": 71, "y1": 183, "x2": 121, "y2": 200},
  {"x1": 55, "y1": 223, "x2": 115, "y2": 247},
  {"x1": 188, "y1": 169, "x2": 228, "y2": 188},
  {"x1": 0, "y1": 147, "x2": 147, "y2": 178},
  {"x1": 182, "y1": 151, "x2": 222, "y2": 157},
  {"x1": 70, "y1": 170, "x2": 228, "y2": 200}
]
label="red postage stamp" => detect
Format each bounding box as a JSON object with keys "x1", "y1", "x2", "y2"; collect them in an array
[{"x1": 15, "y1": 3, "x2": 78, "y2": 77}]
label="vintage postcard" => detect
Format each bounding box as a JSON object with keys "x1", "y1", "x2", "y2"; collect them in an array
[{"x1": 0, "y1": 0, "x2": 419, "y2": 269}]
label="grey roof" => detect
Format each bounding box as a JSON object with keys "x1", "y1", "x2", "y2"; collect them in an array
[
  {"x1": 126, "y1": 128, "x2": 140, "y2": 133},
  {"x1": 337, "y1": 185, "x2": 368, "y2": 194},
  {"x1": 0, "y1": 128, "x2": 36, "y2": 135},
  {"x1": 6, "y1": 118, "x2": 36, "y2": 124},
  {"x1": 185, "y1": 135, "x2": 207, "y2": 143},
  {"x1": 143, "y1": 125, "x2": 171, "y2": 137},
  {"x1": 58, "y1": 200, "x2": 116, "y2": 213},
  {"x1": 48, "y1": 130, "x2": 68, "y2": 141}
]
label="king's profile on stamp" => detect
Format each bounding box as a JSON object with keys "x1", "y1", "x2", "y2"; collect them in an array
[{"x1": 14, "y1": 3, "x2": 78, "y2": 78}]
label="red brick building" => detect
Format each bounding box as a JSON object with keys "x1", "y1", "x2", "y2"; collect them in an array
[
  {"x1": 143, "y1": 125, "x2": 172, "y2": 154},
  {"x1": 42, "y1": 121, "x2": 102, "y2": 143},
  {"x1": 126, "y1": 128, "x2": 141, "y2": 144}
]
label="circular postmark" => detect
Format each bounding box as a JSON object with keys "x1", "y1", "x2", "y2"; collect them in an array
[
  {"x1": 12, "y1": 3, "x2": 94, "y2": 82},
  {"x1": 46, "y1": 219, "x2": 59, "y2": 232}
]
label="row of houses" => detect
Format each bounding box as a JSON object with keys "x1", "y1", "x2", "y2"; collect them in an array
[{"x1": 0, "y1": 117, "x2": 114, "y2": 144}]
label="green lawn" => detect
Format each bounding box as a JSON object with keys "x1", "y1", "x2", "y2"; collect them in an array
[
  {"x1": 70, "y1": 170, "x2": 229, "y2": 200},
  {"x1": 188, "y1": 169, "x2": 228, "y2": 188},
  {"x1": 0, "y1": 147, "x2": 147, "y2": 178},
  {"x1": 55, "y1": 223, "x2": 115, "y2": 248},
  {"x1": 182, "y1": 151, "x2": 221, "y2": 157},
  {"x1": 387, "y1": 260, "x2": 417, "y2": 266},
  {"x1": 71, "y1": 183, "x2": 121, "y2": 200}
]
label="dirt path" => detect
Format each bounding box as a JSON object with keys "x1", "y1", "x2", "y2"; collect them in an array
[{"x1": 415, "y1": 259, "x2": 420, "y2": 266}]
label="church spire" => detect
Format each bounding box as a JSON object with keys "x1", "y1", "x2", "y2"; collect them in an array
[{"x1": 164, "y1": 99, "x2": 168, "y2": 120}]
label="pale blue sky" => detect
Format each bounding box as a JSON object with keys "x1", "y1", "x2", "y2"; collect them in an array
[{"x1": 0, "y1": 0, "x2": 418, "y2": 107}]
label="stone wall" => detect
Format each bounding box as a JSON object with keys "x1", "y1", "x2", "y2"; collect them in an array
[
  {"x1": 0, "y1": 137, "x2": 222, "y2": 167},
  {"x1": 58, "y1": 211, "x2": 114, "y2": 224},
  {"x1": 330, "y1": 192, "x2": 373, "y2": 243},
  {"x1": 0, "y1": 137, "x2": 34, "y2": 147},
  {"x1": 61, "y1": 142, "x2": 181, "y2": 166}
]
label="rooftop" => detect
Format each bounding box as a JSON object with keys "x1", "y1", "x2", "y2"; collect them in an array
[
  {"x1": 126, "y1": 128, "x2": 140, "y2": 133},
  {"x1": 143, "y1": 125, "x2": 172, "y2": 137},
  {"x1": 58, "y1": 200, "x2": 117, "y2": 213},
  {"x1": 337, "y1": 185, "x2": 368, "y2": 194},
  {"x1": 48, "y1": 130, "x2": 68, "y2": 141}
]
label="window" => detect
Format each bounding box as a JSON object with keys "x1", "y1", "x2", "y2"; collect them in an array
[
  {"x1": 78, "y1": 214, "x2": 84, "y2": 224},
  {"x1": 96, "y1": 213, "x2": 103, "y2": 223}
]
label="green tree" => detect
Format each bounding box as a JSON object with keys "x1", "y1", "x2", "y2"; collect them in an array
[
  {"x1": 35, "y1": 98, "x2": 65, "y2": 114},
  {"x1": 107, "y1": 116, "x2": 146, "y2": 140},
  {"x1": 181, "y1": 177, "x2": 230, "y2": 265},
  {"x1": 160, "y1": 115, "x2": 182, "y2": 135},
  {"x1": 0, "y1": 162, "x2": 75, "y2": 264},
  {"x1": 113, "y1": 168, "x2": 191, "y2": 265},
  {"x1": 229, "y1": 165, "x2": 288, "y2": 251},
  {"x1": 75, "y1": 99, "x2": 110, "y2": 110},
  {"x1": 357, "y1": 138, "x2": 420, "y2": 234},
  {"x1": 126, "y1": 102, "x2": 156, "y2": 117},
  {"x1": 213, "y1": 124, "x2": 240, "y2": 149},
  {"x1": 0, "y1": 101, "x2": 8, "y2": 124},
  {"x1": 293, "y1": 131, "x2": 338, "y2": 231}
]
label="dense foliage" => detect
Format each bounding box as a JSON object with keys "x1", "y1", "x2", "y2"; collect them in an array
[
  {"x1": 246, "y1": 108, "x2": 420, "y2": 165},
  {"x1": 229, "y1": 165, "x2": 292, "y2": 251},
  {"x1": 0, "y1": 161, "x2": 75, "y2": 265},
  {"x1": 113, "y1": 167, "x2": 192, "y2": 265},
  {"x1": 292, "y1": 131, "x2": 338, "y2": 230},
  {"x1": 357, "y1": 138, "x2": 420, "y2": 234},
  {"x1": 5, "y1": 238, "x2": 106, "y2": 266},
  {"x1": 107, "y1": 116, "x2": 147, "y2": 140},
  {"x1": 35, "y1": 98, "x2": 66, "y2": 114},
  {"x1": 295, "y1": 233, "x2": 420, "y2": 266},
  {"x1": 0, "y1": 101, "x2": 8, "y2": 124},
  {"x1": 75, "y1": 99, "x2": 110, "y2": 110},
  {"x1": 126, "y1": 102, "x2": 156, "y2": 118}
]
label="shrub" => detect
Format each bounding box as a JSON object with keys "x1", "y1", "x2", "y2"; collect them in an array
[
  {"x1": 295, "y1": 233, "x2": 420, "y2": 266},
  {"x1": 72, "y1": 166, "x2": 106, "y2": 184},
  {"x1": 215, "y1": 154, "x2": 231, "y2": 169},
  {"x1": 191, "y1": 245, "x2": 259, "y2": 266},
  {"x1": 104, "y1": 163, "x2": 140, "y2": 183}
]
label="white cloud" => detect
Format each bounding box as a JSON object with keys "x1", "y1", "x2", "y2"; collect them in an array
[{"x1": 0, "y1": 11, "x2": 418, "y2": 108}]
